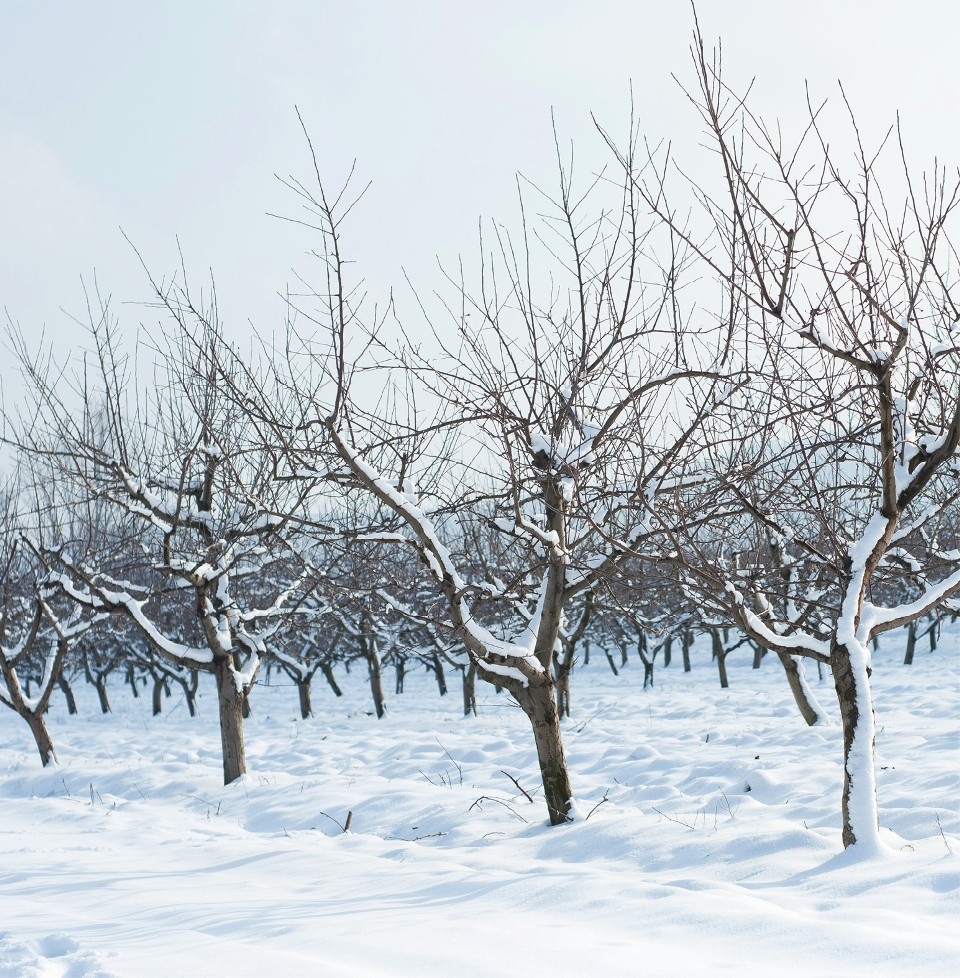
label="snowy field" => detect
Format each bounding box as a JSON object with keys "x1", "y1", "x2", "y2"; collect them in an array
[{"x1": 1, "y1": 632, "x2": 957, "y2": 978}]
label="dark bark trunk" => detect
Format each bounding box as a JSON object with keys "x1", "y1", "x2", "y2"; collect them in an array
[
  {"x1": 321, "y1": 663, "x2": 343, "y2": 697},
  {"x1": 515, "y1": 680, "x2": 573, "y2": 825},
  {"x1": 663, "y1": 635, "x2": 672, "y2": 668},
  {"x1": 152, "y1": 676, "x2": 164, "y2": 716},
  {"x1": 431, "y1": 653, "x2": 447, "y2": 696},
  {"x1": 903, "y1": 621, "x2": 916, "y2": 665},
  {"x1": 712, "y1": 630, "x2": 729, "y2": 689},
  {"x1": 296, "y1": 677, "x2": 313, "y2": 719},
  {"x1": 752, "y1": 642, "x2": 764, "y2": 669},
  {"x1": 364, "y1": 646, "x2": 386, "y2": 719},
  {"x1": 777, "y1": 652, "x2": 820, "y2": 725},
  {"x1": 213, "y1": 656, "x2": 247, "y2": 784},
  {"x1": 636, "y1": 632, "x2": 654, "y2": 689},
  {"x1": 682, "y1": 630, "x2": 692, "y2": 672},
  {"x1": 462, "y1": 660, "x2": 477, "y2": 717},
  {"x1": 181, "y1": 671, "x2": 199, "y2": 717},
  {"x1": 95, "y1": 677, "x2": 111, "y2": 714},
  {"x1": 830, "y1": 641, "x2": 878, "y2": 849},
  {"x1": 58, "y1": 674, "x2": 78, "y2": 715},
  {"x1": 394, "y1": 657, "x2": 406, "y2": 694},
  {"x1": 604, "y1": 650, "x2": 619, "y2": 675},
  {"x1": 127, "y1": 665, "x2": 140, "y2": 698},
  {"x1": 25, "y1": 710, "x2": 57, "y2": 766},
  {"x1": 555, "y1": 667, "x2": 571, "y2": 717}
]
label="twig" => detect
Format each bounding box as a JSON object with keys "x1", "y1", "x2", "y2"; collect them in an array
[
  {"x1": 436, "y1": 738, "x2": 463, "y2": 785},
  {"x1": 585, "y1": 791, "x2": 610, "y2": 820},
  {"x1": 652, "y1": 806, "x2": 695, "y2": 830},
  {"x1": 936, "y1": 813, "x2": 952, "y2": 853},
  {"x1": 500, "y1": 770, "x2": 534, "y2": 803},
  {"x1": 469, "y1": 795, "x2": 528, "y2": 822},
  {"x1": 317, "y1": 809, "x2": 348, "y2": 832}
]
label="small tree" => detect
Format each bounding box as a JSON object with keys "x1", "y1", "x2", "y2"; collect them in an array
[
  {"x1": 10, "y1": 288, "x2": 310, "y2": 784},
  {"x1": 0, "y1": 484, "x2": 99, "y2": 765},
  {"x1": 623, "y1": 23, "x2": 960, "y2": 849},
  {"x1": 225, "y1": 124, "x2": 733, "y2": 823}
]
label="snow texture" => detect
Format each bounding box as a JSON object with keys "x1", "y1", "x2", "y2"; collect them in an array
[{"x1": 0, "y1": 627, "x2": 957, "y2": 977}]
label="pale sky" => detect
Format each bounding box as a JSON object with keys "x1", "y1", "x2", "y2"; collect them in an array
[{"x1": 1, "y1": 0, "x2": 958, "y2": 393}]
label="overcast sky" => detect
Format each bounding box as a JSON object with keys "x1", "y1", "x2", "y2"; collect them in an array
[{"x1": 1, "y1": 0, "x2": 958, "y2": 394}]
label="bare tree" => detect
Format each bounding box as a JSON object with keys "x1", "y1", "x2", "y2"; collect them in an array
[
  {"x1": 614, "y1": 21, "x2": 960, "y2": 849},
  {"x1": 0, "y1": 481, "x2": 99, "y2": 765},
  {"x1": 224, "y1": 121, "x2": 733, "y2": 824},
  {"x1": 9, "y1": 286, "x2": 311, "y2": 784}
]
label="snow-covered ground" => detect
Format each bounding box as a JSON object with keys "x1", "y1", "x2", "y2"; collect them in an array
[{"x1": 1, "y1": 631, "x2": 957, "y2": 978}]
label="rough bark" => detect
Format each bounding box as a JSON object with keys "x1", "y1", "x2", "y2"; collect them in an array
[
  {"x1": 903, "y1": 621, "x2": 916, "y2": 665},
  {"x1": 57, "y1": 674, "x2": 78, "y2": 715},
  {"x1": 555, "y1": 667, "x2": 571, "y2": 717},
  {"x1": 515, "y1": 679, "x2": 572, "y2": 825},
  {"x1": 321, "y1": 663, "x2": 343, "y2": 697},
  {"x1": 462, "y1": 660, "x2": 477, "y2": 717},
  {"x1": 296, "y1": 677, "x2": 313, "y2": 719},
  {"x1": 777, "y1": 652, "x2": 821, "y2": 725},
  {"x1": 830, "y1": 641, "x2": 880, "y2": 849},
  {"x1": 213, "y1": 655, "x2": 247, "y2": 784},
  {"x1": 430, "y1": 653, "x2": 447, "y2": 696},
  {"x1": 362, "y1": 636, "x2": 386, "y2": 719},
  {"x1": 94, "y1": 676, "x2": 111, "y2": 714},
  {"x1": 24, "y1": 710, "x2": 57, "y2": 766},
  {"x1": 712, "y1": 630, "x2": 729, "y2": 689}
]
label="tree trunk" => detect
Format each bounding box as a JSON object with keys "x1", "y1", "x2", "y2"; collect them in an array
[
  {"x1": 555, "y1": 667, "x2": 571, "y2": 717},
  {"x1": 682, "y1": 630, "x2": 692, "y2": 672},
  {"x1": 25, "y1": 710, "x2": 57, "y2": 767},
  {"x1": 462, "y1": 660, "x2": 477, "y2": 717},
  {"x1": 515, "y1": 680, "x2": 573, "y2": 825},
  {"x1": 181, "y1": 671, "x2": 199, "y2": 717},
  {"x1": 364, "y1": 645, "x2": 386, "y2": 719},
  {"x1": 213, "y1": 656, "x2": 247, "y2": 784},
  {"x1": 903, "y1": 621, "x2": 916, "y2": 665},
  {"x1": 95, "y1": 676, "x2": 111, "y2": 714},
  {"x1": 830, "y1": 640, "x2": 880, "y2": 850},
  {"x1": 151, "y1": 676, "x2": 164, "y2": 716},
  {"x1": 127, "y1": 664, "x2": 140, "y2": 698},
  {"x1": 58, "y1": 674, "x2": 78, "y2": 715},
  {"x1": 712, "y1": 630, "x2": 729, "y2": 689},
  {"x1": 321, "y1": 663, "x2": 343, "y2": 697},
  {"x1": 395, "y1": 657, "x2": 406, "y2": 694},
  {"x1": 296, "y1": 677, "x2": 313, "y2": 719},
  {"x1": 752, "y1": 642, "x2": 764, "y2": 669},
  {"x1": 637, "y1": 632, "x2": 654, "y2": 689},
  {"x1": 777, "y1": 652, "x2": 822, "y2": 726},
  {"x1": 431, "y1": 653, "x2": 448, "y2": 696},
  {"x1": 662, "y1": 635, "x2": 672, "y2": 668}
]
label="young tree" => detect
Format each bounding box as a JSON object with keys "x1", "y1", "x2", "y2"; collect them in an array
[
  {"x1": 620, "y1": 23, "x2": 960, "y2": 849},
  {"x1": 225, "y1": 125, "x2": 733, "y2": 824},
  {"x1": 10, "y1": 288, "x2": 311, "y2": 784},
  {"x1": 0, "y1": 483, "x2": 99, "y2": 765}
]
